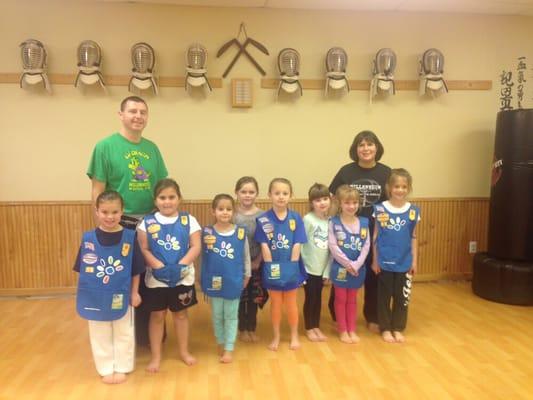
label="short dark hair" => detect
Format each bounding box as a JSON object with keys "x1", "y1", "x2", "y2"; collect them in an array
[
  {"x1": 212, "y1": 193, "x2": 235, "y2": 209},
  {"x1": 154, "y1": 178, "x2": 182, "y2": 199},
  {"x1": 120, "y1": 96, "x2": 148, "y2": 111},
  {"x1": 95, "y1": 190, "x2": 124, "y2": 209},
  {"x1": 349, "y1": 130, "x2": 385, "y2": 162}
]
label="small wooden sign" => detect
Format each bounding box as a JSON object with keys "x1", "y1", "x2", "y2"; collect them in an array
[{"x1": 232, "y1": 78, "x2": 253, "y2": 108}]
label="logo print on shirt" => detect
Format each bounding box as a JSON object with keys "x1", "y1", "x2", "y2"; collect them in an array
[
  {"x1": 96, "y1": 256, "x2": 124, "y2": 284},
  {"x1": 313, "y1": 226, "x2": 328, "y2": 250},
  {"x1": 157, "y1": 234, "x2": 181, "y2": 251},
  {"x1": 387, "y1": 217, "x2": 406, "y2": 231},
  {"x1": 271, "y1": 233, "x2": 290, "y2": 250},
  {"x1": 213, "y1": 241, "x2": 234, "y2": 259},
  {"x1": 128, "y1": 157, "x2": 150, "y2": 181}
]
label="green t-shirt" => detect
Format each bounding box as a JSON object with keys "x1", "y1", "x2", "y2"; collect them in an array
[
  {"x1": 301, "y1": 212, "x2": 330, "y2": 276},
  {"x1": 87, "y1": 133, "x2": 168, "y2": 215}
]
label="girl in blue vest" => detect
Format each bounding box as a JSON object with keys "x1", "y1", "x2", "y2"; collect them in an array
[
  {"x1": 137, "y1": 179, "x2": 201, "y2": 371},
  {"x1": 254, "y1": 178, "x2": 307, "y2": 351},
  {"x1": 372, "y1": 168, "x2": 420, "y2": 343},
  {"x1": 327, "y1": 185, "x2": 370, "y2": 344},
  {"x1": 201, "y1": 194, "x2": 251, "y2": 363},
  {"x1": 74, "y1": 190, "x2": 144, "y2": 384}
]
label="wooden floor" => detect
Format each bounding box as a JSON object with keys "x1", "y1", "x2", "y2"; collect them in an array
[{"x1": 0, "y1": 282, "x2": 532, "y2": 400}]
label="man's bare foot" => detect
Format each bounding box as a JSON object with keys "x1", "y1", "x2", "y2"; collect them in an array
[
  {"x1": 146, "y1": 358, "x2": 160, "y2": 373},
  {"x1": 239, "y1": 331, "x2": 251, "y2": 342},
  {"x1": 180, "y1": 352, "x2": 197, "y2": 366},
  {"x1": 382, "y1": 330, "x2": 396, "y2": 343},
  {"x1": 289, "y1": 336, "x2": 301, "y2": 350},
  {"x1": 248, "y1": 331, "x2": 259, "y2": 342},
  {"x1": 268, "y1": 337, "x2": 280, "y2": 351},
  {"x1": 367, "y1": 322, "x2": 380, "y2": 333},
  {"x1": 113, "y1": 373, "x2": 127, "y2": 384},
  {"x1": 220, "y1": 350, "x2": 233, "y2": 363},
  {"x1": 393, "y1": 331, "x2": 405, "y2": 343},
  {"x1": 101, "y1": 374, "x2": 114, "y2": 384},
  {"x1": 339, "y1": 331, "x2": 352, "y2": 344},
  {"x1": 348, "y1": 332, "x2": 360, "y2": 343},
  {"x1": 314, "y1": 328, "x2": 327, "y2": 341},
  {"x1": 306, "y1": 329, "x2": 319, "y2": 342}
]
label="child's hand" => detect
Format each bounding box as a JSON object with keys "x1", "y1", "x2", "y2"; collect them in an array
[
  {"x1": 131, "y1": 292, "x2": 142, "y2": 307},
  {"x1": 322, "y1": 278, "x2": 331, "y2": 285},
  {"x1": 371, "y1": 262, "x2": 380, "y2": 274},
  {"x1": 243, "y1": 276, "x2": 251, "y2": 289},
  {"x1": 409, "y1": 265, "x2": 417, "y2": 275}
]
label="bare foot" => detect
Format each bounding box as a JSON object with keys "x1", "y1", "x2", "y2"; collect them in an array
[
  {"x1": 367, "y1": 322, "x2": 380, "y2": 334},
  {"x1": 289, "y1": 336, "x2": 301, "y2": 350},
  {"x1": 348, "y1": 332, "x2": 360, "y2": 343},
  {"x1": 180, "y1": 352, "x2": 197, "y2": 366},
  {"x1": 113, "y1": 373, "x2": 127, "y2": 384},
  {"x1": 101, "y1": 374, "x2": 114, "y2": 384},
  {"x1": 146, "y1": 358, "x2": 160, "y2": 373},
  {"x1": 339, "y1": 331, "x2": 352, "y2": 344},
  {"x1": 382, "y1": 330, "x2": 396, "y2": 343},
  {"x1": 314, "y1": 328, "x2": 327, "y2": 341},
  {"x1": 217, "y1": 344, "x2": 225, "y2": 356},
  {"x1": 220, "y1": 350, "x2": 233, "y2": 363},
  {"x1": 248, "y1": 331, "x2": 260, "y2": 342},
  {"x1": 393, "y1": 331, "x2": 405, "y2": 343},
  {"x1": 239, "y1": 331, "x2": 251, "y2": 342},
  {"x1": 268, "y1": 337, "x2": 280, "y2": 351},
  {"x1": 306, "y1": 329, "x2": 319, "y2": 342}
]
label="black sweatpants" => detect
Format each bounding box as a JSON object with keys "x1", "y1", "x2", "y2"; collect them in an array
[
  {"x1": 377, "y1": 270, "x2": 412, "y2": 332},
  {"x1": 303, "y1": 274, "x2": 324, "y2": 330}
]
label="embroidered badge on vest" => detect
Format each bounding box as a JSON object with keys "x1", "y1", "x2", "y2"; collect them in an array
[
  {"x1": 111, "y1": 294, "x2": 123, "y2": 310},
  {"x1": 121, "y1": 243, "x2": 130, "y2": 257},
  {"x1": 85, "y1": 266, "x2": 94, "y2": 273},
  {"x1": 270, "y1": 263, "x2": 281, "y2": 278},
  {"x1": 377, "y1": 213, "x2": 389, "y2": 223},
  {"x1": 337, "y1": 268, "x2": 347, "y2": 281},
  {"x1": 261, "y1": 220, "x2": 274, "y2": 240},
  {"x1": 409, "y1": 209, "x2": 416, "y2": 221},
  {"x1": 289, "y1": 219, "x2": 296, "y2": 231},
  {"x1": 84, "y1": 241, "x2": 95, "y2": 251},
  {"x1": 181, "y1": 215, "x2": 188, "y2": 225},
  {"x1": 212, "y1": 276, "x2": 222, "y2": 290},
  {"x1": 204, "y1": 234, "x2": 216, "y2": 249},
  {"x1": 238, "y1": 227, "x2": 245, "y2": 240},
  {"x1": 82, "y1": 253, "x2": 98, "y2": 265},
  {"x1": 148, "y1": 224, "x2": 161, "y2": 234},
  {"x1": 360, "y1": 227, "x2": 367, "y2": 239}
]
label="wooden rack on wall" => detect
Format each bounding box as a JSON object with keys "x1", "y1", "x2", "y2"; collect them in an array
[
  {"x1": 261, "y1": 79, "x2": 492, "y2": 90},
  {"x1": 0, "y1": 73, "x2": 223, "y2": 88}
]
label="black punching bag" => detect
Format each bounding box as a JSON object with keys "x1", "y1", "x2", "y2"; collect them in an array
[
  {"x1": 488, "y1": 109, "x2": 533, "y2": 261},
  {"x1": 472, "y1": 109, "x2": 533, "y2": 306}
]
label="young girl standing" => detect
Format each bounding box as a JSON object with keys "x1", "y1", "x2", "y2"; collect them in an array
[
  {"x1": 234, "y1": 176, "x2": 266, "y2": 343},
  {"x1": 254, "y1": 178, "x2": 307, "y2": 351},
  {"x1": 201, "y1": 194, "x2": 251, "y2": 363},
  {"x1": 372, "y1": 168, "x2": 419, "y2": 343},
  {"x1": 137, "y1": 179, "x2": 201, "y2": 371},
  {"x1": 301, "y1": 183, "x2": 331, "y2": 342},
  {"x1": 328, "y1": 185, "x2": 370, "y2": 344},
  {"x1": 74, "y1": 190, "x2": 144, "y2": 384}
]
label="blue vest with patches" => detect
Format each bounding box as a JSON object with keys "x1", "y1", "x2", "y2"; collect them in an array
[
  {"x1": 144, "y1": 213, "x2": 190, "y2": 285},
  {"x1": 201, "y1": 225, "x2": 246, "y2": 300},
  {"x1": 257, "y1": 210, "x2": 307, "y2": 290},
  {"x1": 76, "y1": 229, "x2": 134, "y2": 321},
  {"x1": 330, "y1": 216, "x2": 369, "y2": 289},
  {"x1": 374, "y1": 203, "x2": 419, "y2": 272}
]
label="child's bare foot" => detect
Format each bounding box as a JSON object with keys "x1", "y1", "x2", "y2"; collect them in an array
[
  {"x1": 314, "y1": 328, "x2": 327, "y2": 341},
  {"x1": 220, "y1": 350, "x2": 233, "y2": 363},
  {"x1": 248, "y1": 331, "x2": 259, "y2": 342},
  {"x1": 306, "y1": 329, "x2": 319, "y2": 342},
  {"x1": 217, "y1": 344, "x2": 224, "y2": 356},
  {"x1": 289, "y1": 336, "x2": 301, "y2": 350},
  {"x1": 239, "y1": 331, "x2": 251, "y2": 342},
  {"x1": 339, "y1": 331, "x2": 352, "y2": 344},
  {"x1": 146, "y1": 357, "x2": 160, "y2": 373},
  {"x1": 268, "y1": 337, "x2": 280, "y2": 351},
  {"x1": 393, "y1": 331, "x2": 405, "y2": 343},
  {"x1": 367, "y1": 322, "x2": 380, "y2": 333},
  {"x1": 180, "y1": 352, "x2": 197, "y2": 366},
  {"x1": 113, "y1": 373, "x2": 127, "y2": 384},
  {"x1": 382, "y1": 330, "x2": 396, "y2": 343},
  {"x1": 348, "y1": 332, "x2": 360, "y2": 343},
  {"x1": 101, "y1": 374, "x2": 114, "y2": 384}
]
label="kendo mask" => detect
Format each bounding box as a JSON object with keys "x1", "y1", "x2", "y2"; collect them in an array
[
  {"x1": 419, "y1": 48, "x2": 448, "y2": 96},
  {"x1": 325, "y1": 47, "x2": 350, "y2": 95},
  {"x1": 20, "y1": 39, "x2": 51, "y2": 93},
  {"x1": 277, "y1": 48, "x2": 302, "y2": 97},
  {"x1": 185, "y1": 43, "x2": 212, "y2": 92},
  {"x1": 129, "y1": 42, "x2": 158, "y2": 95}
]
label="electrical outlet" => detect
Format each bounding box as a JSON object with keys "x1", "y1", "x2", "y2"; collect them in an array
[{"x1": 469, "y1": 241, "x2": 477, "y2": 254}]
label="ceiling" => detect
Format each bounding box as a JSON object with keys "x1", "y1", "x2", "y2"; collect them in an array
[{"x1": 98, "y1": 0, "x2": 533, "y2": 17}]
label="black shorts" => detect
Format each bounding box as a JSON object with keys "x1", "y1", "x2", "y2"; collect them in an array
[{"x1": 144, "y1": 284, "x2": 198, "y2": 312}]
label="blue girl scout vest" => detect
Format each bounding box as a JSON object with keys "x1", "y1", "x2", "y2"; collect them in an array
[
  {"x1": 76, "y1": 229, "x2": 134, "y2": 321},
  {"x1": 374, "y1": 203, "x2": 420, "y2": 273},
  {"x1": 257, "y1": 210, "x2": 307, "y2": 291},
  {"x1": 144, "y1": 212, "x2": 190, "y2": 287},
  {"x1": 201, "y1": 225, "x2": 246, "y2": 300},
  {"x1": 330, "y1": 216, "x2": 369, "y2": 289}
]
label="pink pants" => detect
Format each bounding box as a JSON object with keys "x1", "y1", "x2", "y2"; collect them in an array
[{"x1": 334, "y1": 287, "x2": 357, "y2": 333}]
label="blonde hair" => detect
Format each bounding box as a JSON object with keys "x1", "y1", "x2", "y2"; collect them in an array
[
  {"x1": 334, "y1": 184, "x2": 360, "y2": 215},
  {"x1": 268, "y1": 177, "x2": 293, "y2": 195},
  {"x1": 386, "y1": 168, "x2": 413, "y2": 196}
]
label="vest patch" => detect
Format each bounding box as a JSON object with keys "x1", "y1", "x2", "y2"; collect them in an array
[
  {"x1": 111, "y1": 294, "x2": 123, "y2": 310},
  {"x1": 121, "y1": 243, "x2": 130, "y2": 257},
  {"x1": 147, "y1": 224, "x2": 161, "y2": 234},
  {"x1": 82, "y1": 253, "x2": 98, "y2": 265}
]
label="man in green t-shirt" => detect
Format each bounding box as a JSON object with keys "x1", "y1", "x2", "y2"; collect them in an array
[{"x1": 87, "y1": 96, "x2": 168, "y2": 346}]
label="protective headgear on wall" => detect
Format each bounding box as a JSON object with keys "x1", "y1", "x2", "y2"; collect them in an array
[
  {"x1": 129, "y1": 42, "x2": 158, "y2": 95},
  {"x1": 75, "y1": 40, "x2": 106, "y2": 90},
  {"x1": 370, "y1": 48, "x2": 396, "y2": 102},
  {"x1": 419, "y1": 48, "x2": 448, "y2": 96},
  {"x1": 277, "y1": 48, "x2": 302, "y2": 97},
  {"x1": 325, "y1": 47, "x2": 349, "y2": 95},
  {"x1": 185, "y1": 43, "x2": 212, "y2": 92},
  {"x1": 19, "y1": 39, "x2": 51, "y2": 93}
]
